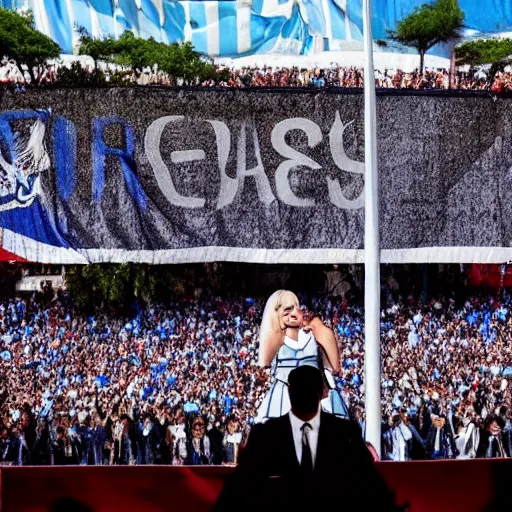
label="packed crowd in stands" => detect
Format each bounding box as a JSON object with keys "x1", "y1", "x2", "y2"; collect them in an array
[
  {"x1": 0, "y1": 59, "x2": 511, "y2": 92},
  {"x1": 0, "y1": 265, "x2": 512, "y2": 465}
]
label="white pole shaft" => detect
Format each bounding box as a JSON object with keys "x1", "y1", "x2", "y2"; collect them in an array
[{"x1": 362, "y1": 0, "x2": 381, "y2": 457}]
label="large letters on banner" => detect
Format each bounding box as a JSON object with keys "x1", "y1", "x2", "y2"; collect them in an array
[{"x1": 0, "y1": 89, "x2": 510, "y2": 264}]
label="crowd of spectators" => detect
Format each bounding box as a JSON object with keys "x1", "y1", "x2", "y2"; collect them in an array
[
  {"x1": 209, "y1": 66, "x2": 510, "y2": 92},
  {"x1": 1, "y1": 59, "x2": 511, "y2": 92},
  {"x1": 1, "y1": 267, "x2": 512, "y2": 465}
]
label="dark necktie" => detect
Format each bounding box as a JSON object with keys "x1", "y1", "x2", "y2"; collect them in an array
[
  {"x1": 301, "y1": 423, "x2": 313, "y2": 473},
  {"x1": 491, "y1": 436, "x2": 503, "y2": 458}
]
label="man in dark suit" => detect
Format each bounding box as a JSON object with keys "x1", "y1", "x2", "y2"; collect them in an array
[
  {"x1": 477, "y1": 414, "x2": 510, "y2": 458},
  {"x1": 214, "y1": 365, "x2": 402, "y2": 512}
]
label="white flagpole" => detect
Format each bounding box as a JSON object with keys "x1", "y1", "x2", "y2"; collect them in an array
[{"x1": 362, "y1": 0, "x2": 381, "y2": 458}]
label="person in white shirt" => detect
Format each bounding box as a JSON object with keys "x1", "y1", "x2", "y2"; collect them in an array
[
  {"x1": 288, "y1": 402, "x2": 321, "y2": 469},
  {"x1": 453, "y1": 415, "x2": 479, "y2": 460},
  {"x1": 215, "y1": 365, "x2": 402, "y2": 512}
]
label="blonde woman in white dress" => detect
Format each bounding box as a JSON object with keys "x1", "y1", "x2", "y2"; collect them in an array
[{"x1": 256, "y1": 290, "x2": 349, "y2": 423}]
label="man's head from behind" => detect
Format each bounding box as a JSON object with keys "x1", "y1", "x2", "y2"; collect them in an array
[{"x1": 288, "y1": 366, "x2": 324, "y2": 420}]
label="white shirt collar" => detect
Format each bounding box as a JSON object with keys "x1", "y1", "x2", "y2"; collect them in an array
[
  {"x1": 283, "y1": 329, "x2": 312, "y2": 350},
  {"x1": 289, "y1": 407, "x2": 322, "y2": 467},
  {"x1": 289, "y1": 407, "x2": 321, "y2": 431}
]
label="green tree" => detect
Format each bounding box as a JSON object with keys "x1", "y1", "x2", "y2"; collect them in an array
[
  {"x1": 76, "y1": 26, "x2": 117, "y2": 68},
  {"x1": 112, "y1": 31, "x2": 164, "y2": 73},
  {"x1": 390, "y1": 0, "x2": 464, "y2": 74},
  {"x1": 166, "y1": 41, "x2": 217, "y2": 83},
  {"x1": 65, "y1": 264, "x2": 154, "y2": 314},
  {"x1": 455, "y1": 38, "x2": 512, "y2": 76},
  {"x1": 77, "y1": 29, "x2": 218, "y2": 84},
  {"x1": 54, "y1": 61, "x2": 108, "y2": 86},
  {"x1": 0, "y1": 8, "x2": 60, "y2": 84},
  {"x1": 65, "y1": 264, "x2": 194, "y2": 314}
]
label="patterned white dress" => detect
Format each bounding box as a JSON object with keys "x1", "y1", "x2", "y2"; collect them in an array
[{"x1": 256, "y1": 329, "x2": 349, "y2": 422}]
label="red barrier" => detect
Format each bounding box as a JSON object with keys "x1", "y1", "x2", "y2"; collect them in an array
[
  {"x1": 467, "y1": 264, "x2": 512, "y2": 288},
  {"x1": 0, "y1": 460, "x2": 508, "y2": 512}
]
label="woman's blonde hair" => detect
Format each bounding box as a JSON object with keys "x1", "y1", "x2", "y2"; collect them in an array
[{"x1": 258, "y1": 290, "x2": 299, "y2": 368}]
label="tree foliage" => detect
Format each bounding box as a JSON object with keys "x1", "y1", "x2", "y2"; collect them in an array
[
  {"x1": 0, "y1": 8, "x2": 60, "y2": 83},
  {"x1": 390, "y1": 0, "x2": 464, "y2": 74},
  {"x1": 55, "y1": 61, "x2": 129, "y2": 87},
  {"x1": 65, "y1": 264, "x2": 196, "y2": 314},
  {"x1": 111, "y1": 31, "x2": 163, "y2": 70},
  {"x1": 77, "y1": 28, "x2": 218, "y2": 84},
  {"x1": 76, "y1": 26, "x2": 117, "y2": 67},
  {"x1": 455, "y1": 38, "x2": 512, "y2": 74}
]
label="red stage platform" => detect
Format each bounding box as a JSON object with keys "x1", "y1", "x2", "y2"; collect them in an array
[{"x1": 0, "y1": 459, "x2": 506, "y2": 512}]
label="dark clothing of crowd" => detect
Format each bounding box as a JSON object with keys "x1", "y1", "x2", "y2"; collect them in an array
[{"x1": 1, "y1": 272, "x2": 512, "y2": 464}]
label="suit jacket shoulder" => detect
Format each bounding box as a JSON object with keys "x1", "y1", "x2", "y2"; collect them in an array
[
  {"x1": 261, "y1": 415, "x2": 290, "y2": 431},
  {"x1": 319, "y1": 412, "x2": 362, "y2": 439},
  {"x1": 237, "y1": 416, "x2": 290, "y2": 466}
]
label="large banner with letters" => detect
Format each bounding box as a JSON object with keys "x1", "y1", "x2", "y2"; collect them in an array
[{"x1": 0, "y1": 89, "x2": 512, "y2": 264}]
